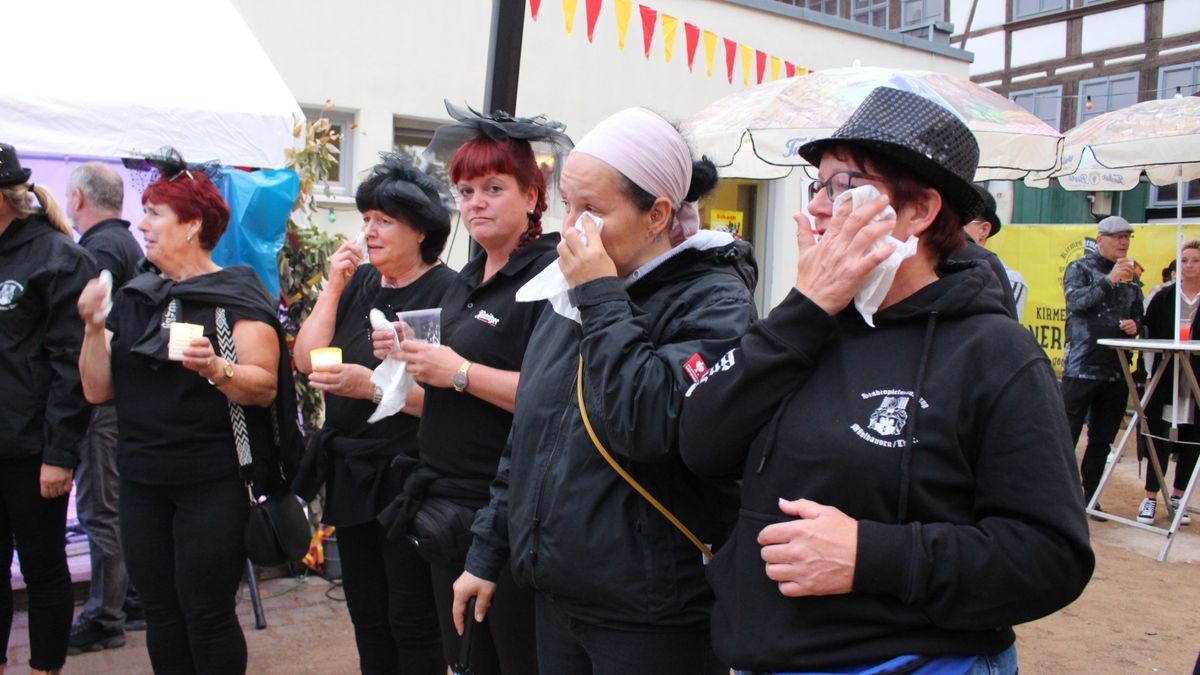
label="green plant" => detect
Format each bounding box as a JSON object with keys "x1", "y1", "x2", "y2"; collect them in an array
[{"x1": 279, "y1": 102, "x2": 349, "y2": 435}]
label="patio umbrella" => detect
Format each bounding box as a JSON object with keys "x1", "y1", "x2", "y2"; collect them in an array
[
  {"x1": 1028, "y1": 95, "x2": 1200, "y2": 349},
  {"x1": 681, "y1": 65, "x2": 1063, "y2": 181}
]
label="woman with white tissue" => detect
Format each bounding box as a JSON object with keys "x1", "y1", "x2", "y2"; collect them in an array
[
  {"x1": 292, "y1": 155, "x2": 455, "y2": 674},
  {"x1": 678, "y1": 87, "x2": 1094, "y2": 675},
  {"x1": 452, "y1": 107, "x2": 756, "y2": 674}
]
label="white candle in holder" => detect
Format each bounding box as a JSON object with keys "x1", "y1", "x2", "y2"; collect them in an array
[
  {"x1": 167, "y1": 322, "x2": 204, "y2": 361},
  {"x1": 310, "y1": 347, "x2": 343, "y2": 372}
]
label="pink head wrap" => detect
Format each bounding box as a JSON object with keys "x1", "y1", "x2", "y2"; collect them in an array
[{"x1": 572, "y1": 107, "x2": 699, "y2": 246}]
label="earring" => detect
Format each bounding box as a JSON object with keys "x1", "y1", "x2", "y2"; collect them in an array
[
  {"x1": 186, "y1": 234, "x2": 193, "y2": 243},
  {"x1": 527, "y1": 209, "x2": 534, "y2": 216}
]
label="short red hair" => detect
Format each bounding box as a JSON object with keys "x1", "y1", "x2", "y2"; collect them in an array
[
  {"x1": 450, "y1": 137, "x2": 548, "y2": 249},
  {"x1": 141, "y1": 173, "x2": 230, "y2": 250}
]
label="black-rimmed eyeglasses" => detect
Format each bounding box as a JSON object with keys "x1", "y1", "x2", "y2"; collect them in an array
[{"x1": 807, "y1": 170, "x2": 887, "y2": 202}]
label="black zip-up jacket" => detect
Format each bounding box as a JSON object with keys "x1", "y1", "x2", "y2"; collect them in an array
[
  {"x1": 465, "y1": 238, "x2": 757, "y2": 628},
  {"x1": 679, "y1": 261, "x2": 1094, "y2": 671},
  {"x1": 0, "y1": 215, "x2": 97, "y2": 467}
]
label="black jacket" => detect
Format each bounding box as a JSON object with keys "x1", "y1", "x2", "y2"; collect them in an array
[
  {"x1": 1063, "y1": 252, "x2": 1144, "y2": 380},
  {"x1": 465, "y1": 238, "x2": 757, "y2": 628},
  {"x1": 0, "y1": 215, "x2": 97, "y2": 467},
  {"x1": 679, "y1": 261, "x2": 1094, "y2": 671},
  {"x1": 948, "y1": 240, "x2": 1018, "y2": 320},
  {"x1": 1142, "y1": 283, "x2": 1200, "y2": 414}
]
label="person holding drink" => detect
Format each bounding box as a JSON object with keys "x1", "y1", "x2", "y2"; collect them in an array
[{"x1": 1062, "y1": 215, "x2": 1143, "y2": 509}]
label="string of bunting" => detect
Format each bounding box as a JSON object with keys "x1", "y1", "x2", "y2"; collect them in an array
[{"x1": 532, "y1": 0, "x2": 811, "y2": 87}]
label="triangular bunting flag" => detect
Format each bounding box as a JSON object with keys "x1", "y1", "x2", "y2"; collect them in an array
[
  {"x1": 685, "y1": 22, "x2": 700, "y2": 72},
  {"x1": 724, "y1": 38, "x2": 737, "y2": 84},
  {"x1": 615, "y1": 0, "x2": 633, "y2": 50},
  {"x1": 770, "y1": 55, "x2": 782, "y2": 81},
  {"x1": 785, "y1": 61, "x2": 796, "y2": 77},
  {"x1": 639, "y1": 5, "x2": 657, "y2": 59},
  {"x1": 740, "y1": 43, "x2": 752, "y2": 87},
  {"x1": 585, "y1": 0, "x2": 602, "y2": 42},
  {"x1": 530, "y1": 0, "x2": 542, "y2": 20},
  {"x1": 662, "y1": 14, "x2": 678, "y2": 63},
  {"x1": 702, "y1": 30, "x2": 718, "y2": 78},
  {"x1": 799, "y1": 67, "x2": 810, "y2": 75},
  {"x1": 564, "y1": 0, "x2": 578, "y2": 35},
  {"x1": 755, "y1": 50, "x2": 767, "y2": 84}
]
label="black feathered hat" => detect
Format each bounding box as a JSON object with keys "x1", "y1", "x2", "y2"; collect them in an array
[
  {"x1": 355, "y1": 153, "x2": 452, "y2": 231},
  {"x1": 424, "y1": 100, "x2": 573, "y2": 161}
]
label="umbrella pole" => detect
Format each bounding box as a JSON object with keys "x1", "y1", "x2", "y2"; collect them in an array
[{"x1": 1174, "y1": 176, "x2": 1184, "y2": 434}]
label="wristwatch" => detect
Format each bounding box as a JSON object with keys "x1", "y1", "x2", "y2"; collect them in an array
[
  {"x1": 371, "y1": 385, "x2": 384, "y2": 404},
  {"x1": 208, "y1": 358, "x2": 236, "y2": 386},
  {"x1": 452, "y1": 360, "x2": 473, "y2": 393}
]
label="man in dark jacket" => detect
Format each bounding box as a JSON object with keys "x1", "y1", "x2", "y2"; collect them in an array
[
  {"x1": 65, "y1": 162, "x2": 144, "y2": 654},
  {"x1": 1062, "y1": 215, "x2": 1143, "y2": 507}
]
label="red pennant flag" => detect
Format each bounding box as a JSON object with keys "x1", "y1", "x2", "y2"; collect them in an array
[
  {"x1": 723, "y1": 38, "x2": 737, "y2": 84},
  {"x1": 530, "y1": 0, "x2": 542, "y2": 20},
  {"x1": 684, "y1": 22, "x2": 700, "y2": 72},
  {"x1": 585, "y1": 0, "x2": 603, "y2": 42},
  {"x1": 755, "y1": 49, "x2": 767, "y2": 84},
  {"x1": 785, "y1": 61, "x2": 796, "y2": 78},
  {"x1": 639, "y1": 5, "x2": 656, "y2": 59}
]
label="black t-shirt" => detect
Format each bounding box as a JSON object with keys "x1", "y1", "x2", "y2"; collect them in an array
[
  {"x1": 78, "y1": 219, "x2": 143, "y2": 288},
  {"x1": 321, "y1": 263, "x2": 456, "y2": 526},
  {"x1": 108, "y1": 282, "x2": 259, "y2": 485},
  {"x1": 418, "y1": 234, "x2": 560, "y2": 487}
]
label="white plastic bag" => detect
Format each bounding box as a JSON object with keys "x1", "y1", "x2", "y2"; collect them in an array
[
  {"x1": 515, "y1": 211, "x2": 604, "y2": 323},
  {"x1": 832, "y1": 185, "x2": 915, "y2": 327}
]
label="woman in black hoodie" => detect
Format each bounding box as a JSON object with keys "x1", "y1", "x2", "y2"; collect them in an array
[{"x1": 679, "y1": 88, "x2": 1094, "y2": 675}]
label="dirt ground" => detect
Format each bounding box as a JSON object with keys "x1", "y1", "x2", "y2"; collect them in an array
[{"x1": 4, "y1": 436, "x2": 1198, "y2": 674}]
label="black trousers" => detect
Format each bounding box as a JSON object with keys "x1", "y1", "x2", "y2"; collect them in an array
[
  {"x1": 121, "y1": 475, "x2": 249, "y2": 675},
  {"x1": 1062, "y1": 376, "x2": 1129, "y2": 497},
  {"x1": 337, "y1": 520, "x2": 443, "y2": 675},
  {"x1": 0, "y1": 456, "x2": 72, "y2": 671},
  {"x1": 429, "y1": 555, "x2": 537, "y2": 675},
  {"x1": 534, "y1": 593, "x2": 724, "y2": 675},
  {"x1": 1143, "y1": 413, "x2": 1200, "y2": 494}
]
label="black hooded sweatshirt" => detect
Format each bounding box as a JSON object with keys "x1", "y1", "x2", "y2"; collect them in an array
[{"x1": 679, "y1": 260, "x2": 1094, "y2": 671}]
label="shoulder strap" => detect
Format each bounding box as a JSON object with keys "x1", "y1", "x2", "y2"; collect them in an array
[
  {"x1": 215, "y1": 307, "x2": 253, "y2": 469},
  {"x1": 576, "y1": 356, "x2": 712, "y2": 560}
]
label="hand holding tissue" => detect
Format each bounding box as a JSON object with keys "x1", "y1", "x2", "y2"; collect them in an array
[
  {"x1": 515, "y1": 211, "x2": 605, "y2": 323},
  {"x1": 366, "y1": 308, "x2": 415, "y2": 423},
  {"x1": 832, "y1": 185, "x2": 917, "y2": 327}
]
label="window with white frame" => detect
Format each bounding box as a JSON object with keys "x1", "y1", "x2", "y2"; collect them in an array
[
  {"x1": 1078, "y1": 72, "x2": 1139, "y2": 125},
  {"x1": 1011, "y1": 85, "x2": 1062, "y2": 131},
  {"x1": 393, "y1": 117, "x2": 447, "y2": 184},
  {"x1": 852, "y1": 0, "x2": 887, "y2": 27},
  {"x1": 1152, "y1": 63, "x2": 1200, "y2": 207},
  {"x1": 805, "y1": 0, "x2": 840, "y2": 14},
  {"x1": 301, "y1": 106, "x2": 356, "y2": 193},
  {"x1": 1012, "y1": 0, "x2": 1065, "y2": 20},
  {"x1": 902, "y1": 0, "x2": 943, "y2": 26}
]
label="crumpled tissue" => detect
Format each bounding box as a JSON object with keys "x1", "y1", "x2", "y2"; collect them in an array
[{"x1": 832, "y1": 185, "x2": 916, "y2": 327}]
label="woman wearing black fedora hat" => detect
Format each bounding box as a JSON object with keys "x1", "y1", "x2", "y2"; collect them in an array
[
  {"x1": 680, "y1": 88, "x2": 1094, "y2": 674},
  {"x1": 0, "y1": 143, "x2": 97, "y2": 675}
]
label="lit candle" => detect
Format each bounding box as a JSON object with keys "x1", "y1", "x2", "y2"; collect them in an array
[
  {"x1": 310, "y1": 347, "x2": 343, "y2": 372},
  {"x1": 167, "y1": 322, "x2": 204, "y2": 361}
]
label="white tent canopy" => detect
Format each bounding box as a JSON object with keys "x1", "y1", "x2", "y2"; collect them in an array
[{"x1": 2, "y1": 0, "x2": 300, "y2": 168}]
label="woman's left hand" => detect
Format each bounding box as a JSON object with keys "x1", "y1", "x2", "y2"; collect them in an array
[
  {"x1": 558, "y1": 216, "x2": 617, "y2": 287},
  {"x1": 40, "y1": 464, "x2": 74, "y2": 499},
  {"x1": 759, "y1": 498, "x2": 858, "y2": 597},
  {"x1": 307, "y1": 363, "x2": 376, "y2": 400},
  {"x1": 399, "y1": 342, "x2": 464, "y2": 389}
]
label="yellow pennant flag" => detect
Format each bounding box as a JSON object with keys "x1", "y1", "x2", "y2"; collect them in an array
[
  {"x1": 661, "y1": 14, "x2": 678, "y2": 63},
  {"x1": 770, "y1": 55, "x2": 782, "y2": 81},
  {"x1": 702, "y1": 30, "x2": 718, "y2": 79},
  {"x1": 615, "y1": 0, "x2": 633, "y2": 50},
  {"x1": 564, "y1": 0, "x2": 579, "y2": 36},
  {"x1": 740, "y1": 43, "x2": 752, "y2": 87}
]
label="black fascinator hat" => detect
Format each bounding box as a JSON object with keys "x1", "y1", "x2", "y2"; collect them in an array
[
  {"x1": 424, "y1": 100, "x2": 573, "y2": 161},
  {"x1": 128, "y1": 147, "x2": 223, "y2": 184},
  {"x1": 355, "y1": 153, "x2": 452, "y2": 263}
]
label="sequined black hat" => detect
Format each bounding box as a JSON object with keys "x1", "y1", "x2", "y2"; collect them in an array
[
  {"x1": 0, "y1": 143, "x2": 32, "y2": 188},
  {"x1": 798, "y1": 87, "x2": 984, "y2": 221}
]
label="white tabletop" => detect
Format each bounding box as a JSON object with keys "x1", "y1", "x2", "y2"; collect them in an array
[{"x1": 1098, "y1": 338, "x2": 1200, "y2": 352}]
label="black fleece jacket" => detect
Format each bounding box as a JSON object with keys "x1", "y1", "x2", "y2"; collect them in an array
[
  {"x1": 465, "y1": 238, "x2": 757, "y2": 628},
  {"x1": 0, "y1": 215, "x2": 96, "y2": 467},
  {"x1": 679, "y1": 260, "x2": 1094, "y2": 671}
]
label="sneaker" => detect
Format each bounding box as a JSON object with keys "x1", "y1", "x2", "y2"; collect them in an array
[
  {"x1": 1169, "y1": 497, "x2": 1192, "y2": 525},
  {"x1": 1088, "y1": 504, "x2": 1106, "y2": 522},
  {"x1": 123, "y1": 602, "x2": 147, "y2": 631},
  {"x1": 66, "y1": 619, "x2": 125, "y2": 655},
  {"x1": 1137, "y1": 498, "x2": 1157, "y2": 525}
]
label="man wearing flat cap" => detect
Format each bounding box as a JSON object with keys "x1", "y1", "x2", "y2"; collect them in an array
[{"x1": 1062, "y1": 215, "x2": 1142, "y2": 510}]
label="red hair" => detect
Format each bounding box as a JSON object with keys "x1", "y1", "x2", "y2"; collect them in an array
[
  {"x1": 450, "y1": 137, "x2": 548, "y2": 250},
  {"x1": 141, "y1": 173, "x2": 230, "y2": 250}
]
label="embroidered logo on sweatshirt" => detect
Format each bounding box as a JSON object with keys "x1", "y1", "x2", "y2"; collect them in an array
[
  {"x1": 474, "y1": 309, "x2": 500, "y2": 327},
  {"x1": 850, "y1": 389, "x2": 928, "y2": 448},
  {"x1": 0, "y1": 280, "x2": 24, "y2": 311},
  {"x1": 684, "y1": 348, "x2": 737, "y2": 396}
]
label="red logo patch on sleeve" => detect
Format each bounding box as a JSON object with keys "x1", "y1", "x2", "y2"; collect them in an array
[{"x1": 683, "y1": 353, "x2": 709, "y2": 383}]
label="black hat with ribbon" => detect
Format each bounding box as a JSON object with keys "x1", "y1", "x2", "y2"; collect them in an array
[
  {"x1": 798, "y1": 87, "x2": 985, "y2": 222},
  {"x1": 0, "y1": 143, "x2": 32, "y2": 188}
]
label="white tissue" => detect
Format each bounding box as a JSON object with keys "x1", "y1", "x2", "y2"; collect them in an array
[
  {"x1": 831, "y1": 185, "x2": 915, "y2": 327},
  {"x1": 515, "y1": 211, "x2": 604, "y2": 323},
  {"x1": 94, "y1": 270, "x2": 113, "y2": 324},
  {"x1": 366, "y1": 308, "x2": 415, "y2": 423},
  {"x1": 354, "y1": 231, "x2": 369, "y2": 265}
]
